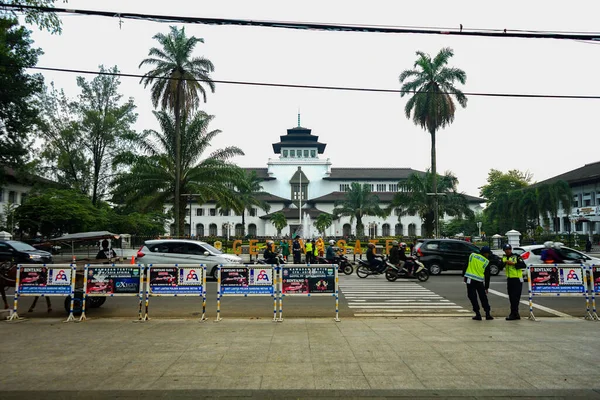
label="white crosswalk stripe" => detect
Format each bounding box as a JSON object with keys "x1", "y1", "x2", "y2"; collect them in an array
[{"x1": 339, "y1": 274, "x2": 469, "y2": 316}]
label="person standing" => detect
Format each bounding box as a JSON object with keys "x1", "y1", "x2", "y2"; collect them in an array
[
  {"x1": 305, "y1": 240, "x2": 314, "y2": 264},
  {"x1": 281, "y1": 240, "x2": 290, "y2": 261},
  {"x1": 292, "y1": 237, "x2": 302, "y2": 264},
  {"x1": 501, "y1": 243, "x2": 526, "y2": 320},
  {"x1": 463, "y1": 246, "x2": 493, "y2": 321}
]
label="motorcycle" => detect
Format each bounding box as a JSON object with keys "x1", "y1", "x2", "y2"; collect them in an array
[
  {"x1": 355, "y1": 258, "x2": 388, "y2": 278},
  {"x1": 316, "y1": 254, "x2": 354, "y2": 275},
  {"x1": 385, "y1": 257, "x2": 429, "y2": 282},
  {"x1": 255, "y1": 253, "x2": 287, "y2": 265}
]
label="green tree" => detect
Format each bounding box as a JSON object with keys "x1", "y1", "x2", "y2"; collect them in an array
[
  {"x1": 332, "y1": 182, "x2": 384, "y2": 237},
  {"x1": 388, "y1": 171, "x2": 474, "y2": 238},
  {"x1": 269, "y1": 212, "x2": 287, "y2": 237},
  {"x1": 0, "y1": 18, "x2": 43, "y2": 173},
  {"x1": 231, "y1": 171, "x2": 270, "y2": 235},
  {"x1": 139, "y1": 26, "x2": 215, "y2": 237},
  {"x1": 399, "y1": 48, "x2": 467, "y2": 237},
  {"x1": 479, "y1": 169, "x2": 532, "y2": 204},
  {"x1": 2, "y1": 1, "x2": 65, "y2": 34},
  {"x1": 314, "y1": 213, "x2": 333, "y2": 237},
  {"x1": 113, "y1": 110, "x2": 243, "y2": 236}
]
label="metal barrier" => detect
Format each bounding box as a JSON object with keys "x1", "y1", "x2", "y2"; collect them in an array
[
  {"x1": 143, "y1": 264, "x2": 207, "y2": 321},
  {"x1": 80, "y1": 264, "x2": 145, "y2": 321},
  {"x1": 590, "y1": 265, "x2": 600, "y2": 320},
  {"x1": 216, "y1": 265, "x2": 278, "y2": 321},
  {"x1": 280, "y1": 264, "x2": 340, "y2": 322},
  {"x1": 527, "y1": 264, "x2": 593, "y2": 321},
  {"x1": 8, "y1": 264, "x2": 76, "y2": 322}
]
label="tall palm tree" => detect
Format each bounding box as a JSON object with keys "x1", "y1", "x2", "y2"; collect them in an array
[
  {"x1": 269, "y1": 212, "x2": 288, "y2": 237},
  {"x1": 112, "y1": 110, "x2": 243, "y2": 235},
  {"x1": 388, "y1": 171, "x2": 473, "y2": 238},
  {"x1": 332, "y1": 183, "x2": 384, "y2": 237},
  {"x1": 399, "y1": 48, "x2": 467, "y2": 238},
  {"x1": 315, "y1": 213, "x2": 334, "y2": 237},
  {"x1": 139, "y1": 26, "x2": 215, "y2": 236}
]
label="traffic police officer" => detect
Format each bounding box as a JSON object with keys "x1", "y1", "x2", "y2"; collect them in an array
[
  {"x1": 463, "y1": 246, "x2": 493, "y2": 320},
  {"x1": 501, "y1": 243, "x2": 525, "y2": 320}
]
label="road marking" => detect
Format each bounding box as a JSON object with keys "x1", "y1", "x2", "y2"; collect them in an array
[{"x1": 487, "y1": 289, "x2": 573, "y2": 318}]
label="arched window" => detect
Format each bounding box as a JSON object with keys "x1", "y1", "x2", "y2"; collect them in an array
[
  {"x1": 421, "y1": 224, "x2": 426, "y2": 237},
  {"x1": 196, "y1": 223, "x2": 204, "y2": 237},
  {"x1": 248, "y1": 223, "x2": 257, "y2": 237},
  {"x1": 184, "y1": 224, "x2": 190, "y2": 237},
  {"x1": 209, "y1": 223, "x2": 218, "y2": 236},
  {"x1": 343, "y1": 224, "x2": 351, "y2": 237},
  {"x1": 395, "y1": 223, "x2": 403, "y2": 236},
  {"x1": 235, "y1": 223, "x2": 244, "y2": 237},
  {"x1": 408, "y1": 223, "x2": 416, "y2": 237},
  {"x1": 382, "y1": 223, "x2": 390, "y2": 236}
]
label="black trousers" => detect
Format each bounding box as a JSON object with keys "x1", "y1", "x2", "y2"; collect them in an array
[
  {"x1": 293, "y1": 252, "x2": 301, "y2": 264},
  {"x1": 507, "y1": 278, "x2": 522, "y2": 316},
  {"x1": 466, "y1": 280, "x2": 490, "y2": 313}
]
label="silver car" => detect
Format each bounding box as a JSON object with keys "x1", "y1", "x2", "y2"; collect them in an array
[{"x1": 136, "y1": 239, "x2": 242, "y2": 279}]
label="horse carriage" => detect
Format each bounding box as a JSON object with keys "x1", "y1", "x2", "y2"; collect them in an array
[{"x1": 1, "y1": 231, "x2": 125, "y2": 315}]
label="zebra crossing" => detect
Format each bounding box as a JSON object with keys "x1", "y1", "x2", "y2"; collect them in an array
[{"x1": 339, "y1": 274, "x2": 470, "y2": 316}]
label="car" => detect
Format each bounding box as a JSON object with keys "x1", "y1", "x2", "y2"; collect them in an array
[
  {"x1": 414, "y1": 238, "x2": 503, "y2": 275},
  {"x1": 0, "y1": 240, "x2": 53, "y2": 265},
  {"x1": 137, "y1": 239, "x2": 242, "y2": 280},
  {"x1": 515, "y1": 245, "x2": 600, "y2": 266}
]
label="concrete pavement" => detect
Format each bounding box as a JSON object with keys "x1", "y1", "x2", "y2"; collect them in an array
[{"x1": 1, "y1": 316, "x2": 600, "y2": 398}]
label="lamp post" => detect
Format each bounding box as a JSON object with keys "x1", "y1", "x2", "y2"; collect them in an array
[{"x1": 477, "y1": 221, "x2": 482, "y2": 238}]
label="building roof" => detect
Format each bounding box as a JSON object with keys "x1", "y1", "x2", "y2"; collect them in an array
[
  {"x1": 289, "y1": 167, "x2": 309, "y2": 184},
  {"x1": 272, "y1": 126, "x2": 327, "y2": 154},
  {"x1": 1, "y1": 165, "x2": 59, "y2": 186},
  {"x1": 323, "y1": 168, "x2": 425, "y2": 181},
  {"x1": 242, "y1": 167, "x2": 275, "y2": 180},
  {"x1": 534, "y1": 161, "x2": 600, "y2": 186},
  {"x1": 308, "y1": 191, "x2": 485, "y2": 204},
  {"x1": 260, "y1": 206, "x2": 332, "y2": 220}
]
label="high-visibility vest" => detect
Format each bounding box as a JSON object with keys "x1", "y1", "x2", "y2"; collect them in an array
[
  {"x1": 306, "y1": 242, "x2": 313, "y2": 253},
  {"x1": 464, "y1": 253, "x2": 489, "y2": 282},
  {"x1": 502, "y1": 254, "x2": 522, "y2": 278}
]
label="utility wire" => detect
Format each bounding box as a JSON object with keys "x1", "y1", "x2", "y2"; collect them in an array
[
  {"x1": 3, "y1": 2, "x2": 600, "y2": 41},
  {"x1": 19, "y1": 65, "x2": 600, "y2": 100}
]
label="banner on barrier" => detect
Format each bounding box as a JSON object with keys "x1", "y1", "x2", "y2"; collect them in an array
[
  {"x1": 18, "y1": 265, "x2": 73, "y2": 295},
  {"x1": 529, "y1": 266, "x2": 586, "y2": 294},
  {"x1": 281, "y1": 266, "x2": 336, "y2": 295},
  {"x1": 148, "y1": 265, "x2": 204, "y2": 295},
  {"x1": 592, "y1": 266, "x2": 600, "y2": 293},
  {"x1": 220, "y1": 266, "x2": 274, "y2": 295},
  {"x1": 86, "y1": 266, "x2": 142, "y2": 295}
]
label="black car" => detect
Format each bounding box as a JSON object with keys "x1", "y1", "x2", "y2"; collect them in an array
[
  {"x1": 0, "y1": 240, "x2": 53, "y2": 264},
  {"x1": 414, "y1": 239, "x2": 502, "y2": 276}
]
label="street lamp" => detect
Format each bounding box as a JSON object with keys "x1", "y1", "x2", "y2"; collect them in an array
[{"x1": 477, "y1": 221, "x2": 482, "y2": 238}]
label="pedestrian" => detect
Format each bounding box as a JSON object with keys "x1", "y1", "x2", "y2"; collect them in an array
[
  {"x1": 500, "y1": 243, "x2": 526, "y2": 320},
  {"x1": 586, "y1": 238, "x2": 592, "y2": 253},
  {"x1": 292, "y1": 236, "x2": 302, "y2": 264},
  {"x1": 305, "y1": 239, "x2": 314, "y2": 264},
  {"x1": 463, "y1": 246, "x2": 493, "y2": 320},
  {"x1": 281, "y1": 240, "x2": 290, "y2": 261},
  {"x1": 313, "y1": 239, "x2": 319, "y2": 261}
]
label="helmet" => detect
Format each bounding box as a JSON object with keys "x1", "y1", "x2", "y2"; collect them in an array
[
  {"x1": 392, "y1": 240, "x2": 399, "y2": 246},
  {"x1": 266, "y1": 240, "x2": 274, "y2": 246},
  {"x1": 480, "y1": 246, "x2": 491, "y2": 254},
  {"x1": 544, "y1": 241, "x2": 553, "y2": 248},
  {"x1": 502, "y1": 243, "x2": 512, "y2": 251},
  {"x1": 329, "y1": 240, "x2": 336, "y2": 245},
  {"x1": 367, "y1": 243, "x2": 375, "y2": 248},
  {"x1": 400, "y1": 242, "x2": 407, "y2": 248},
  {"x1": 553, "y1": 242, "x2": 564, "y2": 249}
]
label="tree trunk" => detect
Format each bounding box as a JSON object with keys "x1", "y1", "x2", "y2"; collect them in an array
[
  {"x1": 430, "y1": 128, "x2": 438, "y2": 238},
  {"x1": 241, "y1": 210, "x2": 246, "y2": 237},
  {"x1": 174, "y1": 79, "x2": 183, "y2": 237},
  {"x1": 356, "y1": 215, "x2": 364, "y2": 237}
]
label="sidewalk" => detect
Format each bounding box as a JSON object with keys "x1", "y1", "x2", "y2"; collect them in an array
[{"x1": 1, "y1": 316, "x2": 600, "y2": 398}]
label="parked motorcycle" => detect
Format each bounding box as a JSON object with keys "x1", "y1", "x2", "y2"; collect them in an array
[{"x1": 385, "y1": 257, "x2": 429, "y2": 282}]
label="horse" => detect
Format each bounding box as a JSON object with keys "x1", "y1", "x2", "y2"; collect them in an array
[{"x1": 0, "y1": 262, "x2": 52, "y2": 313}]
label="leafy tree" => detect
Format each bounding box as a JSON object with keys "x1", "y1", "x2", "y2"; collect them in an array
[
  {"x1": 222, "y1": 170, "x2": 270, "y2": 236},
  {"x1": 399, "y1": 48, "x2": 467, "y2": 237},
  {"x1": 139, "y1": 26, "x2": 215, "y2": 236},
  {"x1": 0, "y1": 18, "x2": 43, "y2": 173},
  {"x1": 332, "y1": 183, "x2": 385, "y2": 237},
  {"x1": 388, "y1": 171, "x2": 474, "y2": 238},
  {"x1": 2, "y1": 1, "x2": 65, "y2": 34},
  {"x1": 479, "y1": 169, "x2": 531, "y2": 203},
  {"x1": 112, "y1": 110, "x2": 243, "y2": 236},
  {"x1": 314, "y1": 213, "x2": 333, "y2": 237},
  {"x1": 269, "y1": 212, "x2": 287, "y2": 237}
]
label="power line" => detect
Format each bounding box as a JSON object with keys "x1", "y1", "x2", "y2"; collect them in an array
[
  {"x1": 20, "y1": 65, "x2": 600, "y2": 100},
  {"x1": 3, "y1": 2, "x2": 600, "y2": 41}
]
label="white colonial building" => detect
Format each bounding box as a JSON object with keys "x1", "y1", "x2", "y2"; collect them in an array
[{"x1": 176, "y1": 122, "x2": 485, "y2": 239}]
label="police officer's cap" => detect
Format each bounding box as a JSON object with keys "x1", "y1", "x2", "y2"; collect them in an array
[
  {"x1": 502, "y1": 243, "x2": 512, "y2": 250},
  {"x1": 480, "y1": 246, "x2": 491, "y2": 254}
]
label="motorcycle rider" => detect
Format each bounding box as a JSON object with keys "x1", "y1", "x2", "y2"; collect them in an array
[
  {"x1": 389, "y1": 241, "x2": 406, "y2": 272},
  {"x1": 540, "y1": 241, "x2": 564, "y2": 264},
  {"x1": 326, "y1": 240, "x2": 337, "y2": 261},
  {"x1": 366, "y1": 243, "x2": 385, "y2": 273},
  {"x1": 399, "y1": 242, "x2": 412, "y2": 275},
  {"x1": 263, "y1": 240, "x2": 280, "y2": 265}
]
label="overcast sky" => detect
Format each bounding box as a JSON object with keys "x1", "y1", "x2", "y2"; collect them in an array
[{"x1": 22, "y1": 0, "x2": 600, "y2": 197}]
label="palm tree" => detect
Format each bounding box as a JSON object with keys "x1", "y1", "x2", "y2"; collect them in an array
[
  {"x1": 399, "y1": 48, "x2": 467, "y2": 238},
  {"x1": 269, "y1": 212, "x2": 288, "y2": 237},
  {"x1": 332, "y1": 183, "x2": 384, "y2": 237},
  {"x1": 388, "y1": 171, "x2": 473, "y2": 238},
  {"x1": 315, "y1": 213, "x2": 334, "y2": 237},
  {"x1": 139, "y1": 26, "x2": 215, "y2": 236},
  {"x1": 112, "y1": 110, "x2": 243, "y2": 235}
]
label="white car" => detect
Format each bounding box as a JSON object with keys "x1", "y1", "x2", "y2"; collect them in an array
[
  {"x1": 137, "y1": 239, "x2": 242, "y2": 280},
  {"x1": 515, "y1": 245, "x2": 600, "y2": 267}
]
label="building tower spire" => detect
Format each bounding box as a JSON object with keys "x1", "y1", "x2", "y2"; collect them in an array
[{"x1": 298, "y1": 109, "x2": 301, "y2": 127}]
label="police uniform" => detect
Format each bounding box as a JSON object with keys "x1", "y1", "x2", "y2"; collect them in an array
[
  {"x1": 501, "y1": 248, "x2": 524, "y2": 320},
  {"x1": 463, "y1": 251, "x2": 493, "y2": 320}
]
